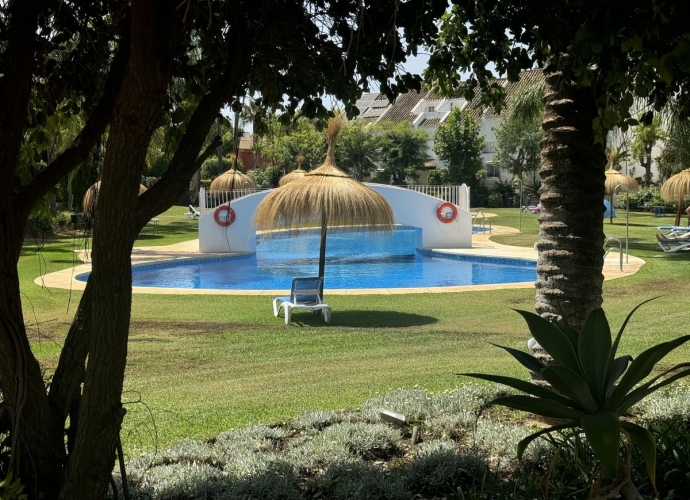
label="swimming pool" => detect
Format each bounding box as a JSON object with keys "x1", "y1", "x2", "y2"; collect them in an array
[{"x1": 96, "y1": 227, "x2": 536, "y2": 290}]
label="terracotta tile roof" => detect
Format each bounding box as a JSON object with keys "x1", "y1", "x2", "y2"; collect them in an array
[
  {"x1": 378, "y1": 90, "x2": 426, "y2": 123},
  {"x1": 465, "y1": 69, "x2": 545, "y2": 121},
  {"x1": 355, "y1": 69, "x2": 545, "y2": 126},
  {"x1": 360, "y1": 106, "x2": 389, "y2": 119},
  {"x1": 419, "y1": 117, "x2": 440, "y2": 127}
]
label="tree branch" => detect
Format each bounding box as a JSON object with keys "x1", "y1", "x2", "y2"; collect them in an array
[
  {"x1": 17, "y1": 25, "x2": 130, "y2": 221},
  {"x1": 135, "y1": 65, "x2": 244, "y2": 226},
  {"x1": 0, "y1": 0, "x2": 43, "y2": 182}
]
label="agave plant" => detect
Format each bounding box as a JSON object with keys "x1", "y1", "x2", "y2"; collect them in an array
[{"x1": 463, "y1": 300, "x2": 690, "y2": 487}]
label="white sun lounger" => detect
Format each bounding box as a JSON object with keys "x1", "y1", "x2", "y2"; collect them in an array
[
  {"x1": 656, "y1": 226, "x2": 690, "y2": 252},
  {"x1": 273, "y1": 277, "x2": 331, "y2": 325},
  {"x1": 184, "y1": 205, "x2": 200, "y2": 220}
]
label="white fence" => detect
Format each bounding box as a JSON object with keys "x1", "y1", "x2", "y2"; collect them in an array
[
  {"x1": 199, "y1": 187, "x2": 269, "y2": 213},
  {"x1": 403, "y1": 184, "x2": 470, "y2": 212},
  {"x1": 200, "y1": 184, "x2": 470, "y2": 214}
]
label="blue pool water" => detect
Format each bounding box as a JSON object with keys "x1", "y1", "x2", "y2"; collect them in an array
[{"x1": 101, "y1": 227, "x2": 536, "y2": 290}]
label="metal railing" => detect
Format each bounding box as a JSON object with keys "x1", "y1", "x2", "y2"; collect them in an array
[
  {"x1": 200, "y1": 187, "x2": 269, "y2": 213},
  {"x1": 403, "y1": 184, "x2": 470, "y2": 212},
  {"x1": 472, "y1": 210, "x2": 492, "y2": 234},
  {"x1": 200, "y1": 184, "x2": 472, "y2": 214},
  {"x1": 604, "y1": 236, "x2": 623, "y2": 271}
]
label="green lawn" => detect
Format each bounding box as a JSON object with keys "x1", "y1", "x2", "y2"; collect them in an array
[{"x1": 20, "y1": 206, "x2": 690, "y2": 456}]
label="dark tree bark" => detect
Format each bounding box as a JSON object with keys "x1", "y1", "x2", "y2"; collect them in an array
[
  {"x1": 0, "y1": 1, "x2": 66, "y2": 497},
  {"x1": 535, "y1": 55, "x2": 607, "y2": 330},
  {"x1": 57, "y1": 2, "x2": 184, "y2": 496}
]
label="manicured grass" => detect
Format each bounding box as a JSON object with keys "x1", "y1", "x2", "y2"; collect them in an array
[{"x1": 19, "y1": 206, "x2": 690, "y2": 456}]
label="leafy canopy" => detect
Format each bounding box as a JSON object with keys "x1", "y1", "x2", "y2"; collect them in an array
[
  {"x1": 425, "y1": 0, "x2": 690, "y2": 142},
  {"x1": 432, "y1": 108, "x2": 484, "y2": 187}
]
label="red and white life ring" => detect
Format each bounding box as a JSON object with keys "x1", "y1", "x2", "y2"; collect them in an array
[
  {"x1": 214, "y1": 204, "x2": 236, "y2": 227},
  {"x1": 436, "y1": 202, "x2": 458, "y2": 223}
]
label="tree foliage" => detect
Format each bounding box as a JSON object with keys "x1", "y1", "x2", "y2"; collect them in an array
[
  {"x1": 376, "y1": 121, "x2": 429, "y2": 185},
  {"x1": 631, "y1": 116, "x2": 665, "y2": 185},
  {"x1": 432, "y1": 108, "x2": 484, "y2": 187},
  {"x1": 335, "y1": 121, "x2": 380, "y2": 180},
  {"x1": 426, "y1": 1, "x2": 690, "y2": 142},
  {"x1": 493, "y1": 117, "x2": 541, "y2": 178}
]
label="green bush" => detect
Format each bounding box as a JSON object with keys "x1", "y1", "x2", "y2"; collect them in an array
[
  {"x1": 619, "y1": 186, "x2": 664, "y2": 210},
  {"x1": 427, "y1": 169, "x2": 451, "y2": 185},
  {"x1": 486, "y1": 192, "x2": 504, "y2": 208},
  {"x1": 246, "y1": 166, "x2": 280, "y2": 188}
]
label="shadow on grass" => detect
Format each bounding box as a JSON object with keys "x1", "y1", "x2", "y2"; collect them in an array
[
  {"x1": 288, "y1": 310, "x2": 438, "y2": 328},
  {"x1": 135, "y1": 234, "x2": 166, "y2": 241}
]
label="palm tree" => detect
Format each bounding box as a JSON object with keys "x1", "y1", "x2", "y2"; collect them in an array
[{"x1": 507, "y1": 62, "x2": 607, "y2": 330}]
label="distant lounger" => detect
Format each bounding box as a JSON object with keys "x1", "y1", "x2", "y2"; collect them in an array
[
  {"x1": 273, "y1": 277, "x2": 332, "y2": 325},
  {"x1": 185, "y1": 205, "x2": 200, "y2": 220},
  {"x1": 656, "y1": 226, "x2": 690, "y2": 252}
]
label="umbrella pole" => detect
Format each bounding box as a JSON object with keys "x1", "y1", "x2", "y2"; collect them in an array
[
  {"x1": 609, "y1": 194, "x2": 613, "y2": 224},
  {"x1": 318, "y1": 213, "x2": 328, "y2": 281},
  {"x1": 676, "y1": 196, "x2": 683, "y2": 227}
]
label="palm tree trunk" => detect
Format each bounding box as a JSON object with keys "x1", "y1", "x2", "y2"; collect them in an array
[{"x1": 535, "y1": 55, "x2": 607, "y2": 330}]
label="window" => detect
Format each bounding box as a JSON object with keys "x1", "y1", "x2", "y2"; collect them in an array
[
  {"x1": 483, "y1": 140, "x2": 496, "y2": 154},
  {"x1": 484, "y1": 161, "x2": 500, "y2": 177},
  {"x1": 427, "y1": 106, "x2": 435, "y2": 112}
]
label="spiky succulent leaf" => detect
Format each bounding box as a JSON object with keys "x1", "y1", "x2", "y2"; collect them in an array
[
  {"x1": 622, "y1": 422, "x2": 656, "y2": 490},
  {"x1": 516, "y1": 423, "x2": 576, "y2": 460},
  {"x1": 605, "y1": 335, "x2": 690, "y2": 412},
  {"x1": 581, "y1": 413, "x2": 620, "y2": 478},
  {"x1": 489, "y1": 343, "x2": 547, "y2": 372},
  {"x1": 490, "y1": 395, "x2": 584, "y2": 420},
  {"x1": 605, "y1": 356, "x2": 633, "y2": 397},
  {"x1": 540, "y1": 366, "x2": 599, "y2": 413},
  {"x1": 604, "y1": 298, "x2": 658, "y2": 388},
  {"x1": 514, "y1": 309, "x2": 582, "y2": 375},
  {"x1": 578, "y1": 308, "x2": 612, "y2": 403},
  {"x1": 617, "y1": 366, "x2": 690, "y2": 414},
  {"x1": 461, "y1": 372, "x2": 582, "y2": 410}
]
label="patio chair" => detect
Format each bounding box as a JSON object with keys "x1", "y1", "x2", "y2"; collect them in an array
[
  {"x1": 184, "y1": 205, "x2": 200, "y2": 220},
  {"x1": 273, "y1": 277, "x2": 331, "y2": 325},
  {"x1": 656, "y1": 226, "x2": 690, "y2": 252}
]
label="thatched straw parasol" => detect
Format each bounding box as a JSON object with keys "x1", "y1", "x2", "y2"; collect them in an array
[
  {"x1": 604, "y1": 151, "x2": 638, "y2": 223},
  {"x1": 254, "y1": 114, "x2": 394, "y2": 282},
  {"x1": 209, "y1": 168, "x2": 256, "y2": 191},
  {"x1": 661, "y1": 168, "x2": 690, "y2": 225},
  {"x1": 279, "y1": 155, "x2": 307, "y2": 186},
  {"x1": 82, "y1": 181, "x2": 147, "y2": 215}
]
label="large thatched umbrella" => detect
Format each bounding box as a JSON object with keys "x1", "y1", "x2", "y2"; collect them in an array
[
  {"x1": 279, "y1": 155, "x2": 307, "y2": 186},
  {"x1": 82, "y1": 181, "x2": 147, "y2": 215},
  {"x1": 604, "y1": 152, "x2": 638, "y2": 224},
  {"x1": 661, "y1": 168, "x2": 690, "y2": 225},
  {"x1": 254, "y1": 115, "x2": 394, "y2": 282},
  {"x1": 209, "y1": 168, "x2": 256, "y2": 190}
]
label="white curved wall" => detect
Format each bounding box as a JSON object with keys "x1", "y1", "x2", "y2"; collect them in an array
[{"x1": 199, "y1": 183, "x2": 472, "y2": 253}]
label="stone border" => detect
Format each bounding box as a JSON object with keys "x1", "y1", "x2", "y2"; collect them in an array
[{"x1": 34, "y1": 225, "x2": 645, "y2": 295}]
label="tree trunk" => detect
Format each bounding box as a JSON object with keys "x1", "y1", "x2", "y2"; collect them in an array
[
  {"x1": 0, "y1": 234, "x2": 64, "y2": 499},
  {"x1": 57, "y1": 2, "x2": 178, "y2": 497},
  {"x1": 535, "y1": 55, "x2": 606, "y2": 330}
]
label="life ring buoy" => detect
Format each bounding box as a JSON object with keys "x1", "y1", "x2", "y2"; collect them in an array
[
  {"x1": 214, "y1": 204, "x2": 236, "y2": 227},
  {"x1": 436, "y1": 202, "x2": 458, "y2": 223}
]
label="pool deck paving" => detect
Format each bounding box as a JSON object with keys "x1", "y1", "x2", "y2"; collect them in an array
[{"x1": 35, "y1": 224, "x2": 645, "y2": 295}]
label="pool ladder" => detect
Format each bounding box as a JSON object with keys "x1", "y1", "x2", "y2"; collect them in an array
[
  {"x1": 472, "y1": 211, "x2": 492, "y2": 234},
  {"x1": 603, "y1": 236, "x2": 623, "y2": 271}
]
